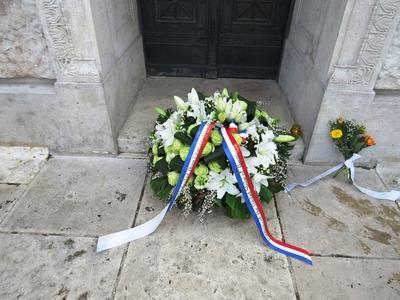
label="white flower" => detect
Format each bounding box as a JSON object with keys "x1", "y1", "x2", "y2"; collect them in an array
[
  {"x1": 207, "y1": 169, "x2": 240, "y2": 199},
  {"x1": 155, "y1": 111, "x2": 180, "y2": 147},
  {"x1": 187, "y1": 88, "x2": 207, "y2": 122},
  {"x1": 245, "y1": 156, "x2": 258, "y2": 174},
  {"x1": 245, "y1": 131, "x2": 277, "y2": 169},
  {"x1": 239, "y1": 118, "x2": 268, "y2": 141},
  {"x1": 252, "y1": 173, "x2": 270, "y2": 193},
  {"x1": 240, "y1": 146, "x2": 251, "y2": 157}
]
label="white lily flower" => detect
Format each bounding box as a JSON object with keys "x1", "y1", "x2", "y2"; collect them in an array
[
  {"x1": 207, "y1": 169, "x2": 240, "y2": 199},
  {"x1": 155, "y1": 111, "x2": 180, "y2": 147},
  {"x1": 245, "y1": 130, "x2": 277, "y2": 169},
  {"x1": 187, "y1": 88, "x2": 207, "y2": 122},
  {"x1": 252, "y1": 172, "x2": 270, "y2": 193},
  {"x1": 241, "y1": 146, "x2": 251, "y2": 157}
]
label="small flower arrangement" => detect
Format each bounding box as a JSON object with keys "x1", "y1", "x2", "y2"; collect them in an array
[
  {"x1": 149, "y1": 88, "x2": 296, "y2": 220},
  {"x1": 329, "y1": 117, "x2": 375, "y2": 181}
]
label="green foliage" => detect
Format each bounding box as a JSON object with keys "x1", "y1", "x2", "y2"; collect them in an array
[
  {"x1": 150, "y1": 176, "x2": 174, "y2": 200},
  {"x1": 154, "y1": 157, "x2": 169, "y2": 174},
  {"x1": 174, "y1": 131, "x2": 193, "y2": 145},
  {"x1": 259, "y1": 184, "x2": 273, "y2": 203},
  {"x1": 169, "y1": 156, "x2": 184, "y2": 172},
  {"x1": 224, "y1": 194, "x2": 250, "y2": 219}
]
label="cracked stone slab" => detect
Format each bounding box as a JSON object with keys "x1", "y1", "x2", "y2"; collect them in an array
[
  {"x1": 276, "y1": 165, "x2": 400, "y2": 258},
  {"x1": 118, "y1": 77, "x2": 304, "y2": 162},
  {"x1": 1, "y1": 156, "x2": 147, "y2": 236},
  {"x1": 0, "y1": 146, "x2": 48, "y2": 184},
  {"x1": 292, "y1": 257, "x2": 400, "y2": 299},
  {"x1": 114, "y1": 179, "x2": 296, "y2": 299},
  {"x1": 0, "y1": 184, "x2": 26, "y2": 223},
  {"x1": 0, "y1": 233, "x2": 123, "y2": 300},
  {"x1": 376, "y1": 161, "x2": 400, "y2": 190}
]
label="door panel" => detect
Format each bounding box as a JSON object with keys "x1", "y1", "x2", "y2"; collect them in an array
[
  {"x1": 218, "y1": 0, "x2": 291, "y2": 78},
  {"x1": 139, "y1": 0, "x2": 291, "y2": 78}
]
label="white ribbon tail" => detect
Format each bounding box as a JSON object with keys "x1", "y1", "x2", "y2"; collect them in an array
[
  {"x1": 345, "y1": 157, "x2": 400, "y2": 201},
  {"x1": 287, "y1": 153, "x2": 400, "y2": 201},
  {"x1": 96, "y1": 206, "x2": 168, "y2": 252},
  {"x1": 285, "y1": 163, "x2": 344, "y2": 192}
]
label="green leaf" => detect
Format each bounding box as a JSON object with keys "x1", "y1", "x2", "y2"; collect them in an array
[
  {"x1": 150, "y1": 176, "x2": 174, "y2": 200},
  {"x1": 203, "y1": 146, "x2": 225, "y2": 164},
  {"x1": 174, "y1": 132, "x2": 193, "y2": 145},
  {"x1": 158, "y1": 184, "x2": 174, "y2": 200},
  {"x1": 154, "y1": 157, "x2": 169, "y2": 174},
  {"x1": 259, "y1": 184, "x2": 273, "y2": 203},
  {"x1": 169, "y1": 155, "x2": 184, "y2": 172},
  {"x1": 224, "y1": 194, "x2": 250, "y2": 219}
]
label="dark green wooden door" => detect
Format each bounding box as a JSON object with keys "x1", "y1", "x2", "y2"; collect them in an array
[{"x1": 139, "y1": 0, "x2": 292, "y2": 79}]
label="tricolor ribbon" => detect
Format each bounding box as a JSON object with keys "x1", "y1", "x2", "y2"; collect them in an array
[
  {"x1": 221, "y1": 126, "x2": 312, "y2": 265},
  {"x1": 286, "y1": 154, "x2": 400, "y2": 201},
  {"x1": 97, "y1": 121, "x2": 313, "y2": 265},
  {"x1": 96, "y1": 121, "x2": 215, "y2": 252}
]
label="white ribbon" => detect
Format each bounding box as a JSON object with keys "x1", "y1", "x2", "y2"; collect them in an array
[{"x1": 286, "y1": 154, "x2": 400, "y2": 201}]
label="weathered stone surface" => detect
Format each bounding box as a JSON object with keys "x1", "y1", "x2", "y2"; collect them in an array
[
  {"x1": 0, "y1": 146, "x2": 48, "y2": 184},
  {"x1": 292, "y1": 257, "x2": 400, "y2": 299},
  {"x1": 0, "y1": 233, "x2": 123, "y2": 300},
  {"x1": 376, "y1": 160, "x2": 400, "y2": 190},
  {"x1": 1, "y1": 156, "x2": 147, "y2": 235},
  {"x1": 0, "y1": 184, "x2": 26, "y2": 223},
  {"x1": 376, "y1": 21, "x2": 400, "y2": 90},
  {"x1": 277, "y1": 165, "x2": 400, "y2": 257},
  {"x1": 0, "y1": 0, "x2": 55, "y2": 78},
  {"x1": 118, "y1": 77, "x2": 305, "y2": 161},
  {"x1": 114, "y1": 178, "x2": 296, "y2": 299},
  {"x1": 0, "y1": 83, "x2": 117, "y2": 154}
]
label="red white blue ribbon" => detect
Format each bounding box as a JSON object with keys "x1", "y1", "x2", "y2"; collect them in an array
[
  {"x1": 97, "y1": 121, "x2": 313, "y2": 265},
  {"x1": 221, "y1": 126, "x2": 313, "y2": 265},
  {"x1": 96, "y1": 121, "x2": 215, "y2": 252}
]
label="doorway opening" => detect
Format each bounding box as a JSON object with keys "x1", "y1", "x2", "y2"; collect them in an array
[{"x1": 138, "y1": 0, "x2": 292, "y2": 79}]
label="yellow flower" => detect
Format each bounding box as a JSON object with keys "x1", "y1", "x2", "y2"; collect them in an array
[{"x1": 330, "y1": 129, "x2": 343, "y2": 139}]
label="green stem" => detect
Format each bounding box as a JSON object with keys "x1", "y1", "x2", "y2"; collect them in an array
[{"x1": 332, "y1": 165, "x2": 346, "y2": 179}]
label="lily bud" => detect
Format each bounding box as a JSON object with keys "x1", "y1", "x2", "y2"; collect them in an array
[
  {"x1": 239, "y1": 100, "x2": 248, "y2": 111},
  {"x1": 222, "y1": 88, "x2": 229, "y2": 98},
  {"x1": 174, "y1": 96, "x2": 188, "y2": 111},
  {"x1": 152, "y1": 144, "x2": 158, "y2": 155},
  {"x1": 217, "y1": 96, "x2": 225, "y2": 112},
  {"x1": 273, "y1": 135, "x2": 296, "y2": 143},
  {"x1": 155, "y1": 106, "x2": 166, "y2": 116},
  {"x1": 218, "y1": 112, "x2": 226, "y2": 123}
]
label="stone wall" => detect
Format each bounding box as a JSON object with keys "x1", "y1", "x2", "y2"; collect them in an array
[
  {"x1": 0, "y1": 0, "x2": 55, "y2": 78},
  {"x1": 280, "y1": 0, "x2": 400, "y2": 163},
  {"x1": 279, "y1": 0, "x2": 348, "y2": 150},
  {"x1": 376, "y1": 21, "x2": 400, "y2": 90},
  {"x1": 90, "y1": 0, "x2": 146, "y2": 137},
  {"x1": 0, "y1": 0, "x2": 145, "y2": 154}
]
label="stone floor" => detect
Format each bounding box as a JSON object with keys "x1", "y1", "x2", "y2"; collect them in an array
[
  {"x1": 0, "y1": 153, "x2": 399, "y2": 299},
  {"x1": 1, "y1": 78, "x2": 399, "y2": 299}
]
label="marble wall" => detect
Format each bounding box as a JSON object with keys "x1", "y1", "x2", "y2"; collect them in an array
[
  {"x1": 281, "y1": 0, "x2": 400, "y2": 163},
  {"x1": 376, "y1": 21, "x2": 400, "y2": 90},
  {"x1": 0, "y1": 0, "x2": 55, "y2": 78},
  {"x1": 0, "y1": 0, "x2": 145, "y2": 154}
]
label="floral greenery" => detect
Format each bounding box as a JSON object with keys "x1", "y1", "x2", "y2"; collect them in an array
[
  {"x1": 329, "y1": 117, "x2": 375, "y2": 160},
  {"x1": 149, "y1": 88, "x2": 296, "y2": 220}
]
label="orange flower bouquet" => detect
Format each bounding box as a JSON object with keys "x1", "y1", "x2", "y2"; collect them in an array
[{"x1": 329, "y1": 117, "x2": 375, "y2": 182}]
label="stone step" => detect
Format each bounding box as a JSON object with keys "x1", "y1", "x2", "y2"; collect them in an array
[{"x1": 118, "y1": 76, "x2": 305, "y2": 162}]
